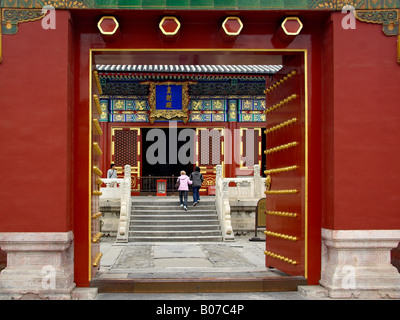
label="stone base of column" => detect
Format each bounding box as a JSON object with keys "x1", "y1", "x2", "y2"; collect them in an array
[
  {"x1": 320, "y1": 229, "x2": 400, "y2": 299},
  {"x1": 71, "y1": 287, "x2": 98, "y2": 300},
  {"x1": 0, "y1": 232, "x2": 76, "y2": 300}
]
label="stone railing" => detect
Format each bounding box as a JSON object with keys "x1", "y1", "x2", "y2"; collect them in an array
[
  {"x1": 215, "y1": 164, "x2": 266, "y2": 241},
  {"x1": 225, "y1": 165, "x2": 265, "y2": 201},
  {"x1": 100, "y1": 165, "x2": 131, "y2": 243},
  {"x1": 100, "y1": 179, "x2": 125, "y2": 199}
]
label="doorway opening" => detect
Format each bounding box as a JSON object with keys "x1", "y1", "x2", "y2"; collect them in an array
[
  {"x1": 142, "y1": 127, "x2": 194, "y2": 178},
  {"x1": 140, "y1": 127, "x2": 195, "y2": 194},
  {"x1": 86, "y1": 49, "x2": 317, "y2": 292}
]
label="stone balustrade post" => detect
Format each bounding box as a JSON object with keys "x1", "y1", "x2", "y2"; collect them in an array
[
  {"x1": 0, "y1": 232, "x2": 75, "y2": 300},
  {"x1": 116, "y1": 165, "x2": 131, "y2": 243}
]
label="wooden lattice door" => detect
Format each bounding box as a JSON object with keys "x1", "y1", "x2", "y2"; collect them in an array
[
  {"x1": 237, "y1": 127, "x2": 262, "y2": 175},
  {"x1": 195, "y1": 127, "x2": 224, "y2": 194},
  {"x1": 111, "y1": 128, "x2": 141, "y2": 194}
]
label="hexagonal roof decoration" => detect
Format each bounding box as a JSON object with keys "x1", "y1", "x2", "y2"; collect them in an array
[
  {"x1": 159, "y1": 16, "x2": 181, "y2": 36},
  {"x1": 97, "y1": 16, "x2": 119, "y2": 35},
  {"x1": 281, "y1": 17, "x2": 303, "y2": 36},
  {"x1": 222, "y1": 16, "x2": 243, "y2": 36}
]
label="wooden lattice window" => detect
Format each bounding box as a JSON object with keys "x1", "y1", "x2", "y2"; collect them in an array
[
  {"x1": 114, "y1": 129, "x2": 138, "y2": 167},
  {"x1": 198, "y1": 129, "x2": 222, "y2": 166},
  {"x1": 242, "y1": 129, "x2": 259, "y2": 167}
]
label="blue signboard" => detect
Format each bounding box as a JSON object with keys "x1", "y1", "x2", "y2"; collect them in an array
[{"x1": 156, "y1": 85, "x2": 183, "y2": 110}]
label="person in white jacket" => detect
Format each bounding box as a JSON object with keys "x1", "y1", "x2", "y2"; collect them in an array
[{"x1": 107, "y1": 163, "x2": 117, "y2": 178}]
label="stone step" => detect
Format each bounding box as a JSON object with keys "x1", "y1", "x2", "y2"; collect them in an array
[
  {"x1": 131, "y1": 214, "x2": 218, "y2": 221},
  {"x1": 129, "y1": 230, "x2": 222, "y2": 236},
  {"x1": 91, "y1": 276, "x2": 308, "y2": 293},
  {"x1": 131, "y1": 209, "x2": 217, "y2": 215},
  {"x1": 128, "y1": 197, "x2": 222, "y2": 242},
  {"x1": 128, "y1": 235, "x2": 223, "y2": 242},
  {"x1": 130, "y1": 225, "x2": 220, "y2": 231},
  {"x1": 132, "y1": 205, "x2": 216, "y2": 210},
  {"x1": 130, "y1": 219, "x2": 220, "y2": 226},
  {"x1": 132, "y1": 200, "x2": 215, "y2": 206}
]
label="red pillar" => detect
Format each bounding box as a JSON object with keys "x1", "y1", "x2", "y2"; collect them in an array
[
  {"x1": 0, "y1": 11, "x2": 77, "y2": 298},
  {"x1": 0, "y1": 11, "x2": 73, "y2": 233},
  {"x1": 322, "y1": 13, "x2": 400, "y2": 231},
  {"x1": 318, "y1": 12, "x2": 400, "y2": 298}
]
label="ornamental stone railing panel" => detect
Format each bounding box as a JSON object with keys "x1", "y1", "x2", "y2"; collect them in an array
[
  {"x1": 100, "y1": 165, "x2": 131, "y2": 243},
  {"x1": 215, "y1": 164, "x2": 266, "y2": 241}
]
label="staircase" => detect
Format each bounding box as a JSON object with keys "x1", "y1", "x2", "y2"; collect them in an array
[{"x1": 128, "y1": 197, "x2": 223, "y2": 242}]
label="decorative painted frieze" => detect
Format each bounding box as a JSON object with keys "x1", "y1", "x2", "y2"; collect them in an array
[
  {"x1": 110, "y1": 98, "x2": 150, "y2": 111},
  {"x1": 2, "y1": 0, "x2": 399, "y2": 10}
]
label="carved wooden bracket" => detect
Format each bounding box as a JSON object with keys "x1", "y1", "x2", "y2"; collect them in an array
[
  {"x1": 0, "y1": 8, "x2": 47, "y2": 63},
  {"x1": 1, "y1": 8, "x2": 46, "y2": 35},
  {"x1": 355, "y1": 9, "x2": 400, "y2": 64}
]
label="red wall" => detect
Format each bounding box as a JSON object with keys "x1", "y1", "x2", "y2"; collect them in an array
[
  {"x1": 0, "y1": 11, "x2": 73, "y2": 232},
  {"x1": 322, "y1": 13, "x2": 400, "y2": 230}
]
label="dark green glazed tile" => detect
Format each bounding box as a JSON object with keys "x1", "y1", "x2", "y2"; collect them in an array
[
  {"x1": 260, "y1": 0, "x2": 284, "y2": 9},
  {"x1": 166, "y1": 0, "x2": 190, "y2": 7},
  {"x1": 190, "y1": 0, "x2": 214, "y2": 8},
  {"x1": 237, "y1": 0, "x2": 260, "y2": 9},
  {"x1": 94, "y1": 0, "x2": 118, "y2": 7},
  {"x1": 283, "y1": 0, "x2": 308, "y2": 9},
  {"x1": 118, "y1": 0, "x2": 142, "y2": 8},
  {"x1": 214, "y1": 0, "x2": 237, "y2": 8},
  {"x1": 142, "y1": 0, "x2": 166, "y2": 8}
]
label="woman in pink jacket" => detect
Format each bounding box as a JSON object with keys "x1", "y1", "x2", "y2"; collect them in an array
[{"x1": 177, "y1": 170, "x2": 192, "y2": 211}]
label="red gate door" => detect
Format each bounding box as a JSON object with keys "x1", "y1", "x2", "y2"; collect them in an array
[{"x1": 264, "y1": 54, "x2": 307, "y2": 277}]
